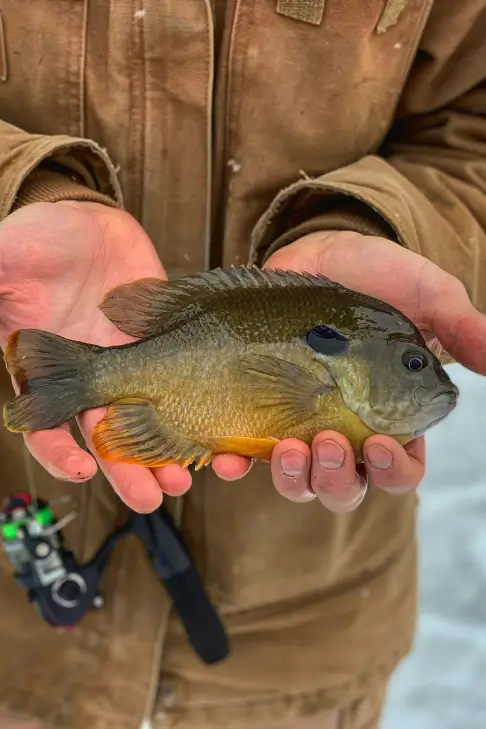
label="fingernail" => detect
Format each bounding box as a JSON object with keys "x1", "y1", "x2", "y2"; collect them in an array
[
  {"x1": 366, "y1": 445, "x2": 393, "y2": 470},
  {"x1": 316, "y1": 441, "x2": 345, "y2": 470},
  {"x1": 65, "y1": 455, "x2": 94, "y2": 481},
  {"x1": 281, "y1": 450, "x2": 308, "y2": 477}
]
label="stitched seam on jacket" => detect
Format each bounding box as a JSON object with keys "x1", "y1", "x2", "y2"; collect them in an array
[{"x1": 0, "y1": 12, "x2": 7, "y2": 81}]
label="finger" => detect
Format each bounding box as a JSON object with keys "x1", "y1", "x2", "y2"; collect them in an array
[
  {"x1": 426, "y1": 278, "x2": 486, "y2": 374},
  {"x1": 270, "y1": 438, "x2": 315, "y2": 502},
  {"x1": 310, "y1": 432, "x2": 367, "y2": 512},
  {"x1": 79, "y1": 408, "x2": 163, "y2": 513},
  {"x1": 24, "y1": 425, "x2": 98, "y2": 483},
  {"x1": 363, "y1": 435, "x2": 425, "y2": 493},
  {"x1": 94, "y1": 459, "x2": 163, "y2": 513},
  {"x1": 153, "y1": 463, "x2": 193, "y2": 496},
  {"x1": 212, "y1": 454, "x2": 253, "y2": 481}
]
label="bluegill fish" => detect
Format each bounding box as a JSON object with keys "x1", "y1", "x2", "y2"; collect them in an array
[{"x1": 3, "y1": 267, "x2": 458, "y2": 468}]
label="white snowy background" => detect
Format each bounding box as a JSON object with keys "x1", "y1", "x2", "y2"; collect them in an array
[
  {"x1": 382, "y1": 364, "x2": 486, "y2": 729},
  {"x1": 142, "y1": 364, "x2": 486, "y2": 729}
]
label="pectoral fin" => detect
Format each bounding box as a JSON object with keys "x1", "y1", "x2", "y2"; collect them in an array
[
  {"x1": 92, "y1": 398, "x2": 212, "y2": 469},
  {"x1": 240, "y1": 353, "x2": 333, "y2": 431}
]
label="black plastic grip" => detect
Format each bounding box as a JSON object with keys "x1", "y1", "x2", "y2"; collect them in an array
[{"x1": 130, "y1": 508, "x2": 230, "y2": 665}]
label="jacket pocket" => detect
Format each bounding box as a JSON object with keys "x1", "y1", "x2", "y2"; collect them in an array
[{"x1": 0, "y1": 1, "x2": 86, "y2": 137}]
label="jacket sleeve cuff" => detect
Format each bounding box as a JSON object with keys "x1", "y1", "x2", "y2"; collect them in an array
[
  {"x1": 254, "y1": 197, "x2": 398, "y2": 261},
  {"x1": 249, "y1": 154, "x2": 441, "y2": 266},
  {"x1": 0, "y1": 122, "x2": 123, "y2": 219},
  {"x1": 13, "y1": 166, "x2": 120, "y2": 211}
]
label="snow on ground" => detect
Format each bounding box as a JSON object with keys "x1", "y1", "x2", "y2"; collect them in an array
[{"x1": 382, "y1": 364, "x2": 486, "y2": 729}]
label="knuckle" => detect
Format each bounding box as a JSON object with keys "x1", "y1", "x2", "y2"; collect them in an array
[
  {"x1": 432, "y1": 270, "x2": 467, "y2": 303},
  {"x1": 310, "y1": 471, "x2": 338, "y2": 492}
]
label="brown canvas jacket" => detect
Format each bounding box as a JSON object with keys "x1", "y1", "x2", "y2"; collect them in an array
[{"x1": 0, "y1": 1, "x2": 485, "y2": 728}]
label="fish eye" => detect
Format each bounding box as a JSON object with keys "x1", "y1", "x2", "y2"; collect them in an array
[
  {"x1": 304, "y1": 325, "x2": 349, "y2": 356},
  {"x1": 402, "y1": 351, "x2": 427, "y2": 372}
]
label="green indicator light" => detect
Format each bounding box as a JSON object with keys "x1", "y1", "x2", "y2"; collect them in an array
[
  {"x1": 36, "y1": 508, "x2": 54, "y2": 526},
  {"x1": 1, "y1": 523, "x2": 19, "y2": 540}
]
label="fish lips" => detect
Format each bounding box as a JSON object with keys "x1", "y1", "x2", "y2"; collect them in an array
[
  {"x1": 415, "y1": 383, "x2": 459, "y2": 410},
  {"x1": 360, "y1": 382, "x2": 459, "y2": 438}
]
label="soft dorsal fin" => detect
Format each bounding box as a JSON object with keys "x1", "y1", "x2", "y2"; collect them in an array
[{"x1": 99, "y1": 266, "x2": 337, "y2": 338}]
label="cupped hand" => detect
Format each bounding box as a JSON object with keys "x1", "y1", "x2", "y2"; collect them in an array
[
  {"x1": 0, "y1": 201, "x2": 192, "y2": 512},
  {"x1": 215, "y1": 230, "x2": 486, "y2": 511}
]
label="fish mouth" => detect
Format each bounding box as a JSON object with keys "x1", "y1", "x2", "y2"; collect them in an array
[
  {"x1": 360, "y1": 384, "x2": 458, "y2": 436},
  {"x1": 415, "y1": 384, "x2": 459, "y2": 408}
]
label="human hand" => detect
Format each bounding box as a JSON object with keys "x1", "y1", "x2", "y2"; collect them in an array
[
  {"x1": 215, "y1": 231, "x2": 486, "y2": 511},
  {"x1": 0, "y1": 201, "x2": 192, "y2": 512}
]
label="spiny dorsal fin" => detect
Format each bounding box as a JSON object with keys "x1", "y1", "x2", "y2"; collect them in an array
[{"x1": 99, "y1": 266, "x2": 337, "y2": 338}]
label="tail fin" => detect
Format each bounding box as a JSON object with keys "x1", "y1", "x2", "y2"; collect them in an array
[{"x1": 3, "y1": 329, "x2": 101, "y2": 432}]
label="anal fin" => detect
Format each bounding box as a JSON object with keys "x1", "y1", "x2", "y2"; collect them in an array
[
  {"x1": 207, "y1": 436, "x2": 279, "y2": 462},
  {"x1": 92, "y1": 398, "x2": 212, "y2": 469}
]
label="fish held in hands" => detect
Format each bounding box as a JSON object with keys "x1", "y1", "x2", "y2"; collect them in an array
[{"x1": 3, "y1": 266, "x2": 459, "y2": 469}]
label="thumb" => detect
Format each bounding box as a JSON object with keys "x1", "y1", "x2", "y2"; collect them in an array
[{"x1": 429, "y1": 282, "x2": 486, "y2": 375}]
